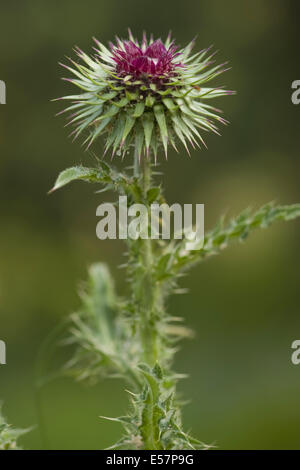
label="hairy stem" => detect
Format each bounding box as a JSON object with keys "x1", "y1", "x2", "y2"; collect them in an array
[
  {"x1": 134, "y1": 149, "x2": 158, "y2": 366},
  {"x1": 130, "y1": 148, "x2": 164, "y2": 449}
]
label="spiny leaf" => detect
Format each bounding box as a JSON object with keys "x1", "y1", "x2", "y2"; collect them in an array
[
  {"x1": 49, "y1": 163, "x2": 134, "y2": 195},
  {"x1": 168, "y1": 203, "x2": 300, "y2": 275},
  {"x1": 87, "y1": 116, "x2": 112, "y2": 146},
  {"x1": 121, "y1": 115, "x2": 136, "y2": 145},
  {"x1": 49, "y1": 166, "x2": 101, "y2": 192},
  {"x1": 135, "y1": 122, "x2": 144, "y2": 160},
  {"x1": 105, "y1": 113, "x2": 125, "y2": 154},
  {"x1": 142, "y1": 113, "x2": 154, "y2": 153},
  {"x1": 162, "y1": 98, "x2": 178, "y2": 112}
]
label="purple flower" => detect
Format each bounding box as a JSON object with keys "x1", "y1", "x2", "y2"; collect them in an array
[{"x1": 110, "y1": 35, "x2": 182, "y2": 81}]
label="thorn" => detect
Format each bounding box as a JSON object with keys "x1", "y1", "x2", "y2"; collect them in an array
[
  {"x1": 99, "y1": 416, "x2": 120, "y2": 422},
  {"x1": 124, "y1": 389, "x2": 138, "y2": 398},
  {"x1": 93, "y1": 36, "x2": 101, "y2": 47},
  {"x1": 86, "y1": 138, "x2": 93, "y2": 150},
  {"x1": 55, "y1": 109, "x2": 67, "y2": 116},
  {"x1": 128, "y1": 28, "x2": 134, "y2": 42},
  {"x1": 188, "y1": 138, "x2": 195, "y2": 150}
]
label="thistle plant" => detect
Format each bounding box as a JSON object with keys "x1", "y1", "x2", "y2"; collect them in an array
[{"x1": 48, "y1": 31, "x2": 300, "y2": 450}]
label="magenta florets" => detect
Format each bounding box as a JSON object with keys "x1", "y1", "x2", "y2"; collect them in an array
[{"x1": 110, "y1": 38, "x2": 182, "y2": 80}]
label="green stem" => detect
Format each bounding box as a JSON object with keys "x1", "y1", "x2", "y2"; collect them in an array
[
  {"x1": 133, "y1": 149, "x2": 158, "y2": 367},
  {"x1": 131, "y1": 149, "x2": 164, "y2": 450}
]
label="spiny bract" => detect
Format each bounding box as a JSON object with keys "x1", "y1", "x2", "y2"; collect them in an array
[{"x1": 57, "y1": 30, "x2": 233, "y2": 161}]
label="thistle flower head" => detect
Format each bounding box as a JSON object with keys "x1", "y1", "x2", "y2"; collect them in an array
[{"x1": 57, "y1": 30, "x2": 233, "y2": 161}]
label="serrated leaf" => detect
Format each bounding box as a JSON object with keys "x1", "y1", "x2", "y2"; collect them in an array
[{"x1": 49, "y1": 166, "x2": 100, "y2": 192}]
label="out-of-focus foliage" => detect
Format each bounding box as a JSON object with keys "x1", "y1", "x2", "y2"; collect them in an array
[
  {"x1": 0, "y1": 406, "x2": 28, "y2": 450},
  {"x1": 65, "y1": 263, "x2": 140, "y2": 386}
]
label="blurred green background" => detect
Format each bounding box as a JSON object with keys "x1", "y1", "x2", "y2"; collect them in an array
[{"x1": 1, "y1": 0, "x2": 300, "y2": 450}]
